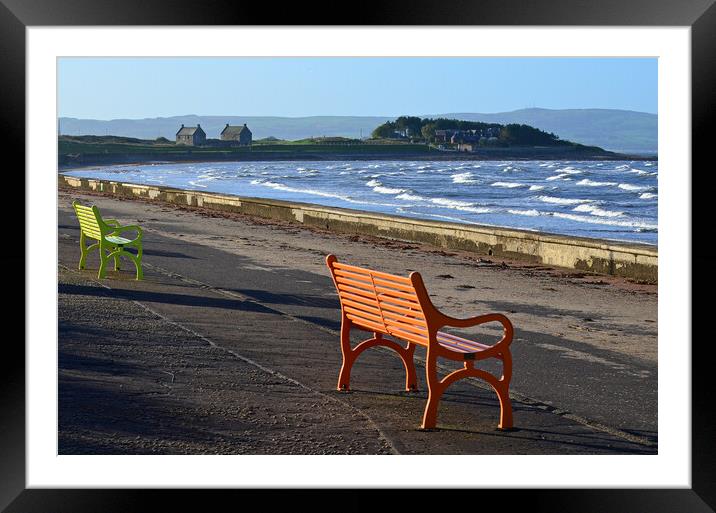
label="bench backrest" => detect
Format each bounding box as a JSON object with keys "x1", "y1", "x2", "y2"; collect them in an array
[
  {"x1": 326, "y1": 255, "x2": 433, "y2": 347},
  {"x1": 72, "y1": 201, "x2": 104, "y2": 241}
]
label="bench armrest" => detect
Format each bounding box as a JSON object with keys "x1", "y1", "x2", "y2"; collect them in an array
[
  {"x1": 104, "y1": 219, "x2": 120, "y2": 227},
  {"x1": 439, "y1": 312, "x2": 514, "y2": 348},
  {"x1": 109, "y1": 224, "x2": 143, "y2": 241}
]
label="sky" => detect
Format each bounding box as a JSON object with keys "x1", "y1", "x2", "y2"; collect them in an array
[{"x1": 58, "y1": 57, "x2": 658, "y2": 119}]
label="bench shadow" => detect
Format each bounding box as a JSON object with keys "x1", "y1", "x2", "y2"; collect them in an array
[
  {"x1": 59, "y1": 283, "x2": 276, "y2": 314},
  {"x1": 340, "y1": 388, "x2": 655, "y2": 454},
  {"x1": 232, "y1": 288, "x2": 340, "y2": 309}
]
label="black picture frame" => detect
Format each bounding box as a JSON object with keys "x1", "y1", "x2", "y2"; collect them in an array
[{"x1": 5, "y1": 0, "x2": 715, "y2": 510}]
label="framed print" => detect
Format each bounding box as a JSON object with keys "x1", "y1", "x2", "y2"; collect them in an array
[{"x1": 5, "y1": 0, "x2": 715, "y2": 510}]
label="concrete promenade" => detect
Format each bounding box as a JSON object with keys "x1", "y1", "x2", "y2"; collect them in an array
[{"x1": 58, "y1": 189, "x2": 658, "y2": 455}]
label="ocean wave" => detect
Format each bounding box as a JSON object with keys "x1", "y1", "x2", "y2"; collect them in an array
[
  {"x1": 555, "y1": 167, "x2": 582, "y2": 174},
  {"x1": 639, "y1": 192, "x2": 658, "y2": 199},
  {"x1": 529, "y1": 185, "x2": 545, "y2": 191},
  {"x1": 452, "y1": 172, "x2": 479, "y2": 184},
  {"x1": 491, "y1": 181, "x2": 525, "y2": 188},
  {"x1": 373, "y1": 186, "x2": 406, "y2": 195},
  {"x1": 554, "y1": 212, "x2": 657, "y2": 230},
  {"x1": 537, "y1": 195, "x2": 594, "y2": 205},
  {"x1": 366, "y1": 178, "x2": 405, "y2": 195},
  {"x1": 431, "y1": 197, "x2": 474, "y2": 208},
  {"x1": 508, "y1": 209, "x2": 542, "y2": 217},
  {"x1": 573, "y1": 204, "x2": 623, "y2": 217},
  {"x1": 546, "y1": 173, "x2": 573, "y2": 181},
  {"x1": 618, "y1": 183, "x2": 651, "y2": 191},
  {"x1": 396, "y1": 192, "x2": 426, "y2": 202},
  {"x1": 577, "y1": 178, "x2": 617, "y2": 187},
  {"x1": 398, "y1": 210, "x2": 483, "y2": 225}
]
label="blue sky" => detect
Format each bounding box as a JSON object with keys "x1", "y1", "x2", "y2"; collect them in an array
[{"x1": 58, "y1": 57, "x2": 657, "y2": 119}]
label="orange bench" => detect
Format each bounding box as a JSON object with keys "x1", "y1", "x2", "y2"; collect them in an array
[{"x1": 326, "y1": 254, "x2": 514, "y2": 430}]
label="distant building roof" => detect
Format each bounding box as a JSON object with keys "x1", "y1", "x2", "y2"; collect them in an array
[
  {"x1": 221, "y1": 123, "x2": 251, "y2": 137},
  {"x1": 176, "y1": 124, "x2": 203, "y2": 136}
]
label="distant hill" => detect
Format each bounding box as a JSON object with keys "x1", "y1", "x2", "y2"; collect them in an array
[
  {"x1": 58, "y1": 115, "x2": 388, "y2": 143},
  {"x1": 427, "y1": 108, "x2": 657, "y2": 154},
  {"x1": 58, "y1": 108, "x2": 657, "y2": 153}
]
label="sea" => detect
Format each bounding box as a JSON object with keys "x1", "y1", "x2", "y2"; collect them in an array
[{"x1": 62, "y1": 159, "x2": 658, "y2": 245}]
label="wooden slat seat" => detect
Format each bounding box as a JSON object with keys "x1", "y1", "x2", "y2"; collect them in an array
[{"x1": 326, "y1": 254, "x2": 514, "y2": 430}]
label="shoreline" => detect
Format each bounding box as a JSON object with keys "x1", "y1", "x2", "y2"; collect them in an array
[
  {"x1": 58, "y1": 148, "x2": 657, "y2": 169},
  {"x1": 59, "y1": 176, "x2": 658, "y2": 283}
]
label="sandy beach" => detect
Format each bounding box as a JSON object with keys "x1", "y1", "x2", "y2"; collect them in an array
[{"x1": 57, "y1": 188, "x2": 657, "y2": 454}]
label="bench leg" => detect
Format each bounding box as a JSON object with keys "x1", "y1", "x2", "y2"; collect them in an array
[
  {"x1": 421, "y1": 350, "x2": 443, "y2": 429},
  {"x1": 402, "y1": 342, "x2": 418, "y2": 392},
  {"x1": 78, "y1": 237, "x2": 100, "y2": 271},
  {"x1": 421, "y1": 352, "x2": 514, "y2": 430},
  {"x1": 98, "y1": 249, "x2": 110, "y2": 279},
  {"x1": 337, "y1": 316, "x2": 353, "y2": 391},
  {"x1": 78, "y1": 233, "x2": 87, "y2": 270},
  {"x1": 495, "y1": 351, "x2": 513, "y2": 430}
]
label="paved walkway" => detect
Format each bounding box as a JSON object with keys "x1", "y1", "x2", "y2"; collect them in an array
[{"x1": 58, "y1": 191, "x2": 657, "y2": 454}]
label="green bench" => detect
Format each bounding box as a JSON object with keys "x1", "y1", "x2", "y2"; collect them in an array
[{"x1": 72, "y1": 200, "x2": 144, "y2": 280}]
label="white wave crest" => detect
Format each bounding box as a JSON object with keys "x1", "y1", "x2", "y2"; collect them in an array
[
  {"x1": 640, "y1": 192, "x2": 657, "y2": 199},
  {"x1": 618, "y1": 183, "x2": 651, "y2": 191},
  {"x1": 373, "y1": 185, "x2": 406, "y2": 195},
  {"x1": 538, "y1": 195, "x2": 594, "y2": 205},
  {"x1": 396, "y1": 192, "x2": 425, "y2": 202},
  {"x1": 573, "y1": 204, "x2": 623, "y2": 217},
  {"x1": 491, "y1": 181, "x2": 525, "y2": 188},
  {"x1": 555, "y1": 167, "x2": 582, "y2": 175},
  {"x1": 554, "y1": 212, "x2": 657, "y2": 230},
  {"x1": 529, "y1": 185, "x2": 545, "y2": 191},
  {"x1": 452, "y1": 172, "x2": 478, "y2": 184},
  {"x1": 546, "y1": 173, "x2": 573, "y2": 181},
  {"x1": 431, "y1": 197, "x2": 474, "y2": 208},
  {"x1": 509, "y1": 209, "x2": 541, "y2": 217},
  {"x1": 577, "y1": 178, "x2": 617, "y2": 187}
]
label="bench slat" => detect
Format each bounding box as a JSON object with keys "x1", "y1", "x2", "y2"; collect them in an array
[
  {"x1": 374, "y1": 286, "x2": 420, "y2": 302},
  {"x1": 337, "y1": 283, "x2": 376, "y2": 299},
  {"x1": 385, "y1": 320, "x2": 428, "y2": 338},
  {"x1": 344, "y1": 305, "x2": 384, "y2": 324},
  {"x1": 438, "y1": 331, "x2": 491, "y2": 349},
  {"x1": 346, "y1": 314, "x2": 385, "y2": 332},
  {"x1": 375, "y1": 294, "x2": 422, "y2": 311},
  {"x1": 339, "y1": 292, "x2": 380, "y2": 310},
  {"x1": 381, "y1": 309, "x2": 427, "y2": 327},
  {"x1": 372, "y1": 276, "x2": 416, "y2": 293},
  {"x1": 334, "y1": 262, "x2": 412, "y2": 285},
  {"x1": 379, "y1": 301, "x2": 425, "y2": 321},
  {"x1": 335, "y1": 275, "x2": 376, "y2": 292},
  {"x1": 333, "y1": 268, "x2": 373, "y2": 283},
  {"x1": 386, "y1": 327, "x2": 429, "y2": 346}
]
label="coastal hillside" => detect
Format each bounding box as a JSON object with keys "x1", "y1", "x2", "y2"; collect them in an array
[
  {"x1": 58, "y1": 108, "x2": 657, "y2": 154},
  {"x1": 431, "y1": 108, "x2": 657, "y2": 154}
]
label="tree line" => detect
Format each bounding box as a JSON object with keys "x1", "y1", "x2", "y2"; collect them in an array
[{"x1": 371, "y1": 116, "x2": 571, "y2": 147}]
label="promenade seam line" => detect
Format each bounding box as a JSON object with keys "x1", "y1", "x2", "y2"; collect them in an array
[
  {"x1": 58, "y1": 263, "x2": 401, "y2": 455},
  {"x1": 141, "y1": 262, "x2": 657, "y2": 448}
]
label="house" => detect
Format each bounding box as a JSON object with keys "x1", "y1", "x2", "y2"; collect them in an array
[
  {"x1": 220, "y1": 123, "x2": 252, "y2": 145},
  {"x1": 176, "y1": 124, "x2": 206, "y2": 146},
  {"x1": 457, "y1": 142, "x2": 478, "y2": 152}
]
